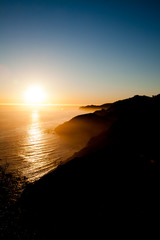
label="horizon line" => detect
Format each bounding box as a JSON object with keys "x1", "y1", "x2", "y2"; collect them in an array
[{"x1": 0, "y1": 103, "x2": 89, "y2": 106}]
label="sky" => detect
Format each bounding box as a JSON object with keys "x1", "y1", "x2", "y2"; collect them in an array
[{"x1": 0, "y1": 0, "x2": 160, "y2": 104}]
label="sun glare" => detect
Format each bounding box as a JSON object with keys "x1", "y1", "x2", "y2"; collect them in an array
[{"x1": 25, "y1": 86, "x2": 46, "y2": 104}]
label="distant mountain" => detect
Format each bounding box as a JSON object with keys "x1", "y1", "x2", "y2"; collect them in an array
[
  {"x1": 79, "y1": 103, "x2": 112, "y2": 110},
  {"x1": 55, "y1": 102, "x2": 115, "y2": 141},
  {"x1": 54, "y1": 110, "x2": 115, "y2": 142}
]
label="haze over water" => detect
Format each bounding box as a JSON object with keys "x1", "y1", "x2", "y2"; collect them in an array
[{"x1": 0, "y1": 105, "x2": 88, "y2": 184}]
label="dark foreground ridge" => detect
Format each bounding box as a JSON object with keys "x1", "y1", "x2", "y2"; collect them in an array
[{"x1": 1, "y1": 94, "x2": 160, "y2": 239}]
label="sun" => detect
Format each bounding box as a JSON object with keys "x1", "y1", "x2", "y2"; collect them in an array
[{"x1": 25, "y1": 86, "x2": 46, "y2": 104}]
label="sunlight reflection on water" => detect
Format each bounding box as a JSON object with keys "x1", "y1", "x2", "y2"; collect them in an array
[
  {"x1": 0, "y1": 105, "x2": 88, "y2": 186},
  {"x1": 19, "y1": 109, "x2": 58, "y2": 182},
  {"x1": 0, "y1": 104, "x2": 91, "y2": 207},
  {"x1": 26, "y1": 111, "x2": 43, "y2": 162}
]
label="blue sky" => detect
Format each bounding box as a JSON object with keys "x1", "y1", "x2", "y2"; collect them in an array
[{"x1": 0, "y1": 0, "x2": 160, "y2": 104}]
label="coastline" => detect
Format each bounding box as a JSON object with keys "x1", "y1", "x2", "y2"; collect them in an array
[{"x1": 1, "y1": 94, "x2": 160, "y2": 239}]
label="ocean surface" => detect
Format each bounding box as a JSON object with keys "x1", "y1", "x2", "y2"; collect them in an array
[{"x1": 0, "y1": 104, "x2": 89, "y2": 204}]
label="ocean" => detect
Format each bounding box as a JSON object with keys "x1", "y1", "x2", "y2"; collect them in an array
[{"x1": 0, "y1": 104, "x2": 89, "y2": 204}]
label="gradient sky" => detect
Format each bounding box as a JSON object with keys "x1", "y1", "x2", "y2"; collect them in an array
[{"x1": 0, "y1": 0, "x2": 160, "y2": 104}]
